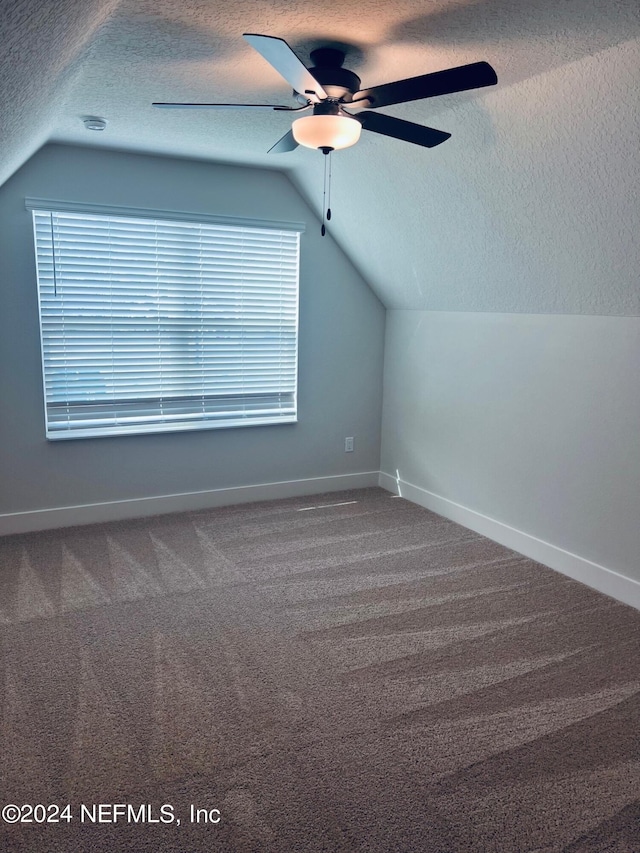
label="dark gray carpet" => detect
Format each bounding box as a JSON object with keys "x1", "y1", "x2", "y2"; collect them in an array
[{"x1": 1, "y1": 487, "x2": 639, "y2": 852}]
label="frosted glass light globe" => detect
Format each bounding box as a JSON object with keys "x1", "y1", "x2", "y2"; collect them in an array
[{"x1": 292, "y1": 114, "x2": 361, "y2": 150}]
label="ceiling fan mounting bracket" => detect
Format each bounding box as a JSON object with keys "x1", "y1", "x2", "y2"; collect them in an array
[{"x1": 309, "y1": 47, "x2": 346, "y2": 68}]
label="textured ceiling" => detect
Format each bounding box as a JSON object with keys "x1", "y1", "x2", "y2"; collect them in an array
[{"x1": 2, "y1": 0, "x2": 639, "y2": 313}]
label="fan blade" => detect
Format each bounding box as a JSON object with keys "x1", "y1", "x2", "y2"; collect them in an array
[
  {"x1": 152, "y1": 102, "x2": 306, "y2": 111},
  {"x1": 268, "y1": 129, "x2": 299, "y2": 154},
  {"x1": 354, "y1": 61, "x2": 497, "y2": 109},
  {"x1": 356, "y1": 112, "x2": 451, "y2": 148},
  {"x1": 243, "y1": 34, "x2": 327, "y2": 102}
]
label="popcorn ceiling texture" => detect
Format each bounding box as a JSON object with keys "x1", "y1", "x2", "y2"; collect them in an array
[
  {"x1": 0, "y1": 0, "x2": 120, "y2": 189},
  {"x1": 1, "y1": 0, "x2": 639, "y2": 314}
]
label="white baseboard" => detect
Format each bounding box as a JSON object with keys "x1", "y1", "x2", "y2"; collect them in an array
[
  {"x1": 6, "y1": 468, "x2": 639, "y2": 613},
  {"x1": 0, "y1": 472, "x2": 380, "y2": 536},
  {"x1": 379, "y1": 471, "x2": 640, "y2": 612}
]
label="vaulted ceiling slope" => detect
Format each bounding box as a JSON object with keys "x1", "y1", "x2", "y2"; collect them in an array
[{"x1": 2, "y1": 0, "x2": 639, "y2": 313}]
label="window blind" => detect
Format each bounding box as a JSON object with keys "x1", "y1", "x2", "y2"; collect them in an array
[{"x1": 31, "y1": 208, "x2": 300, "y2": 439}]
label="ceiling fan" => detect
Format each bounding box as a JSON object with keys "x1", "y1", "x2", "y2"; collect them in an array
[{"x1": 153, "y1": 33, "x2": 498, "y2": 155}]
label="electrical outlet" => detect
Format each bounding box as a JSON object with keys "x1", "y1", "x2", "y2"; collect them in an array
[{"x1": 344, "y1": 436, "x2": 354, "y2": 452}]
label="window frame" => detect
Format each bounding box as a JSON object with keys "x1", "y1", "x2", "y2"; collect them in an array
[{"x1": 27, "y1": 199, "x2": 304, "y2": 441}]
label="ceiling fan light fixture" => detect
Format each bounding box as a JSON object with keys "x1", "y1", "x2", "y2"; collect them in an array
[{"x1": 292, "y1": 114, "x2": 361, "y2": 151}]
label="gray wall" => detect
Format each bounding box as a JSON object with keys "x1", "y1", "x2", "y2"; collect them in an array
[
  {"x1": 381, "y1": 311, "x2": 640, "y2": 584},
  {"x1": 0, "y1": 144, "x2": 385, "y2": 516},
  {"x1": 377, "y1": 34, "x2": 640, "y2": 597}
]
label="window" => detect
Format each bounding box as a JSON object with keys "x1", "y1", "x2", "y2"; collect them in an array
[{"x1": 29, "y1": 201, "x2": 302, "y2": 440}]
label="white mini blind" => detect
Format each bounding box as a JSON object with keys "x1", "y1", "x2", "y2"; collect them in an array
[{"x1": 31, "y1": 207, "x2": 300, "y2": 439}]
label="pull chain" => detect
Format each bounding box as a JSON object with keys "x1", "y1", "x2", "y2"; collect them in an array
[
  {"x1": 327, "y1": 151, "x2": 332, "y2": 222},
  {"x1": 321, "y1": 153, "x2": 327, "y2": 237},
  {"x1": 320, "y1": 146, "x2": 333, "y2": 237}
]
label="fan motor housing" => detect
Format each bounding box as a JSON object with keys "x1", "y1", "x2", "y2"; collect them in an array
[
  {"x1": 306, "y1": 47, "x2": 361, "y2": 102},
  {"x1": 308, "y1": 65, "x2": 361, "y2": 101}
]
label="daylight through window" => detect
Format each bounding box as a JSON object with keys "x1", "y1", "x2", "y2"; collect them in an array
[{"x1": 30, "y1": 205, "x2": 301, "y2": 439}]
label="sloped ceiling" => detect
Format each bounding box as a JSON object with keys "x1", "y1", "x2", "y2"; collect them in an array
[{"x1": 2, "y1": 0, "x2": 639, "y2": 312}]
